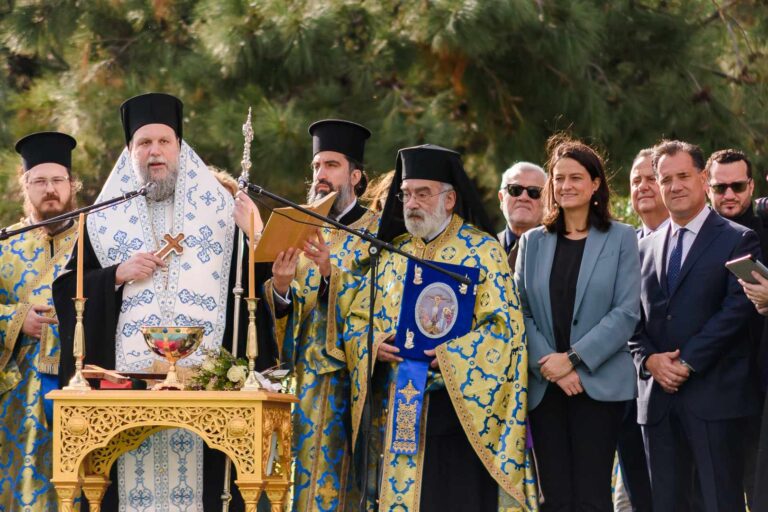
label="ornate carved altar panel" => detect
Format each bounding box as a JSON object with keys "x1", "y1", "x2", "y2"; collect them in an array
[{"x1": 46, "y1": 389, "x2": 297, "y2": 512}]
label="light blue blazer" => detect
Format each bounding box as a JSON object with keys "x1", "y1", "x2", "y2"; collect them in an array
[{"x1": 515, "y1": 221, "x2": 641, "y2": 410}]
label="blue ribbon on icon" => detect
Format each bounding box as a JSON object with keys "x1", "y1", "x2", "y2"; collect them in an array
[{"x1": 390, "y1": 359, "x2": 429, "y2": 455}]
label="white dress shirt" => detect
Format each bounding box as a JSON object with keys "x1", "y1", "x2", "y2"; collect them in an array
[{"x1": 665, "y1": 206, "x2": 711, "y2": 269}]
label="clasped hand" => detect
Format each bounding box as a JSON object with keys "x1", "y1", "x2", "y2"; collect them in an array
[
  {"x1": 645, "y1": 349, "x2": 690, "y2": 393},
  {"x1": 376, "y1": 336, "x2": 440, "y2": 369},
  {"x1": 539, "y1": 352, "x2": 582, "y2": 396}
]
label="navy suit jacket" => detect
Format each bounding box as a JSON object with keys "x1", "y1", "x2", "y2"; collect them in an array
[{"x1": 631, "y1": 209, "x2": 761, "y2": 425}]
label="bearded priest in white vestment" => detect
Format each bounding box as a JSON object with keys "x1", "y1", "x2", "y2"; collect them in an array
[{"x1": 53, "y1": 93, "x2": 277, "y2": 511}]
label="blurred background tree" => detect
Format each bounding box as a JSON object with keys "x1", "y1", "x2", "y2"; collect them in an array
[{"x1": 0, "y1": 0, "x2": 766, "y2": 227}]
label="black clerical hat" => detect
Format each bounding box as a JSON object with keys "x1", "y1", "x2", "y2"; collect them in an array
[
  {"x1": 309, "y1": 119, "x2": 371, "y2": 164},
  {"x1": 15, "y1": 131, "x2": 77, "y2": 172},
  {"x1": 377, "y1": 144, "x2": 495, "y2": 242},
  {"x1": 120, "y1": 92, "x2": 183, "y2": 145}
]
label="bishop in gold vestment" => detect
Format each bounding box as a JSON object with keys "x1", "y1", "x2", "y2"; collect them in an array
[{"x1": 342, "y1": 145, "x2": 538, "y2": 511}]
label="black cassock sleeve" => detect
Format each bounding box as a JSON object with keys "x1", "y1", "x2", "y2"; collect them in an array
[{"x1": 53, "y1": 222, "x2": 122, "y2": 388}]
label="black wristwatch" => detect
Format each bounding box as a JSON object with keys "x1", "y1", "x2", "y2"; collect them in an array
[{"x1": 566, "y1": 348, "x2": 582, "y2": 367}]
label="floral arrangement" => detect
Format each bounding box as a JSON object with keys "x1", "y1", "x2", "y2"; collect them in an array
[{"x1": 187, "y1": 348, "x2": 250, "y2": 391}]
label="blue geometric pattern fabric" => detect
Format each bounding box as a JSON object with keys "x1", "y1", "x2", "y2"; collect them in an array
[{"x1": 0, "y1": 220, "x2": 78, "y2": 511}]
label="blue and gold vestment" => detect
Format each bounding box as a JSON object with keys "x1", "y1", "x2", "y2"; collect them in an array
[
  {"x1": 0, "y1": 220, "x2": 77, "y2": 511},
  {"x1": 343, "y1": 214, "x2": 538, "y2": 511},
  {"x1": 265, "y1": 207, "x2": 380, "y2": 511}
]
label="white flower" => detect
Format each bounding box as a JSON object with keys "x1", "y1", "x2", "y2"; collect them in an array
[
  {"x1": 202, "y1": 359, "x2": 216, "y2": 372},
  {"x1": 227, "y1": 365, "x2": 248, "y2": 383}
]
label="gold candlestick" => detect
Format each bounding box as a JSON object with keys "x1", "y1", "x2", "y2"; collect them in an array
[
  {"x1": 64, "y1": 297, "x2": 91, "y2": 390},
  {"x1": 248, "y1": 211, "x2": 255, "y2": 299},
  {"x1": 241, "y1": 297, "x2": 262, "y2": 391},
  {"x1": 75, "y1": 213, "x2": 84, "y2": 299}
]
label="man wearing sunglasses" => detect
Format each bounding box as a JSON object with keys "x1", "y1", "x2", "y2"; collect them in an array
[
  {"x1": 707, "y1": 149, "x2": 768, "y2": 263},
  {"x1": 707, "y1": 148, "x2": 768, "y2": 510},
  {"x1": 498, "y1": 162, "x2": 546, "y2": 268}
]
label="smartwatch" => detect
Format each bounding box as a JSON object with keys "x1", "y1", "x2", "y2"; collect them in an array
[{"x1": 566, "y1": 348, "x2": 582, "y2": 367}]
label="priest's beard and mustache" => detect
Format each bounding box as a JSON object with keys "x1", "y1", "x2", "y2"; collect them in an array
[
  {"x1": 133, "y1": 154, "x2": 180, "y2": 202},
  {"x1": 404, "y1": 193, "x2": 451, "y2": 240},
  {"x1": 25, "y1": 189, "x2": 77, "y2": 225},
  {"x1": 307, "y1": 178, "x2": 355, "y2": 217}
]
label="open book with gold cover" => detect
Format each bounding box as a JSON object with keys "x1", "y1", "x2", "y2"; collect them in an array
[{"x1": 253, "y1": 191, "x2": 336, "y2": 262}]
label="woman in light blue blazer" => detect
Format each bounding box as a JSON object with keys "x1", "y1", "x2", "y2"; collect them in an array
[{"x1": 515, "y1": 137, "x2": 641, "y2": 512}]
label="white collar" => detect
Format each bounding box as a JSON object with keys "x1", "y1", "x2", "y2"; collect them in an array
[
  {"x1": 642, "y1": 217, "x2": 669, "y2": 237},
  {"x1": 671, "y1": 205, "x2": 710, "y2": 236}
]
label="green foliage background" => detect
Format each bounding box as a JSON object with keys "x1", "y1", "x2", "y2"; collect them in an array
[{"x1": 1, "y1": 0, "x2": 767, "y2": 228}]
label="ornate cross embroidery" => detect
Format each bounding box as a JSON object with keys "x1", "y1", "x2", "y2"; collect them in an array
[
  {"x1": 392, "y1": 379, "x2": 420, "y2": 453},
  {"x1": 398, "y1": 380, "x2": 419, "y2": 403}
]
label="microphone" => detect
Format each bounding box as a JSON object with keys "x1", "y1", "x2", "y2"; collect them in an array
[{"x1": 137, "y1": 182, "x2": 157, "y2": 197}]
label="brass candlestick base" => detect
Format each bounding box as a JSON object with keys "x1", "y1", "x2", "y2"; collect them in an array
[
  {"x1": 64, "y1": 297, "x2": 91, "y2": 391},
  {"x1": 242, "y1": 298, "x2": 262, "y2": 391},
  {"x1": 141, "y1": 326, "x2": 204, "y2": 390}
]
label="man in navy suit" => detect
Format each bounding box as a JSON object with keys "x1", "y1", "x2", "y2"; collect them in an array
[
  {"x1": 631, "y1": 140, "x2": 761, "y2": 512},
  {"x1": 615, "y1": 148, "x2": 667, "y2": 512}
]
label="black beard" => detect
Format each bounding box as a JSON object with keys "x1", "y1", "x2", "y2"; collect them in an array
[{"x1": 307, "y1": 181, "x2": 355, "y2": 217}]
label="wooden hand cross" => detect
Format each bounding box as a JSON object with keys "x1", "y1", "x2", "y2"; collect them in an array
[{"x1": 154, "y1": 233, "x2": 185, "y2": 261}]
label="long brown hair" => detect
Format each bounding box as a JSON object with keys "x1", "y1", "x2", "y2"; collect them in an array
[{"x1": 542, "y1": 135, "x2": 612, "y2": 234}]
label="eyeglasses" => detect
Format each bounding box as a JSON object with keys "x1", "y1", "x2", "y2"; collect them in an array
[
  {"x1": 27, "y1": 176, "x2": 70, "y2": 189},
  {"x1": 396, "y1": 189, "x2": 453, "y2": 203},
  {"x1": 505, "y1": 184, "x2": 542, "y2": 199},
  {"x1": 710, "y1": 179, "x2": 750, "y2": 195}
]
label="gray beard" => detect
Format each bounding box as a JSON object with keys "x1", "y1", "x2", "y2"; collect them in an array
[
  {"x1": 307, "y1": 182, "x2": 355, "y2": 217},
  {"x1": 133, "y1": 155, "x2": 179, "y2": 202},
  {"x1": 404, "y1": 196, "x2": 450, "y2": 240}
]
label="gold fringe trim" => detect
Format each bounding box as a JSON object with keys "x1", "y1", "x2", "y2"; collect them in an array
[
  {"x1": 325, "y1": 210, "x2": 379, "y2": 364},
  {"x1": 436, "y1": 344, "x2": 530, "y2": 510},
  {"x1": 262, "y1": 278, "x2": 284, "y2": 361},
  {"x1": 324, "y1": 263, "x2": 346, "y2": 363},
  {"x1": 1, "y1": 303, "x2": 33, "y2": 373}
]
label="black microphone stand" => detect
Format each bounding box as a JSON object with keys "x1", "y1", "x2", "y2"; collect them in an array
[
  {"x1": 0, "y1": 184, "x2": 152, "y2": 241},
  {"x1": 242, "y1": 180, "x2": 471, "y2": 511}
]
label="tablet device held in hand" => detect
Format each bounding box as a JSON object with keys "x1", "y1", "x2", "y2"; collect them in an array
[{"x1": 725, "y1": 254, "x2": 768, "y2": 284}]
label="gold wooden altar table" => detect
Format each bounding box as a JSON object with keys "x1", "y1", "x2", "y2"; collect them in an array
[{"x1": 46, "y1": 389, "x2": 298, "y2": 512}]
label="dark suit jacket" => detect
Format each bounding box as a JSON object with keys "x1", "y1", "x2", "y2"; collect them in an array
[
  {"x1": 631, "y1": 209, "x2": 761, "y2": 425},
  {"x1": 498, "y1": 228, "x2": 519, "y2": 270}
]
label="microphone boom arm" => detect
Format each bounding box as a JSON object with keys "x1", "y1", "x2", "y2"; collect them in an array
[{"x1": 0, "y1": 185, "x2": 151, "y2": 241}]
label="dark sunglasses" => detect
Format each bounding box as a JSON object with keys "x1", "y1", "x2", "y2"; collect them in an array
[
  {"x1": 710, "y1": 179, "x2": 751, "y2": 195},
  {"x1": 505, "y1": 184, "x2": 543, "y2": 199}
]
